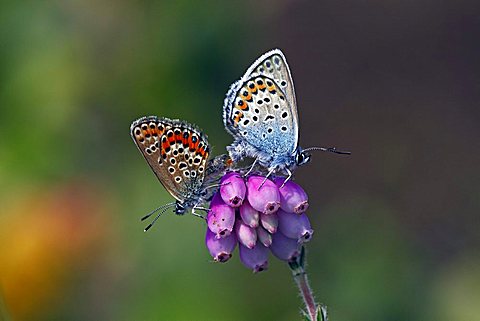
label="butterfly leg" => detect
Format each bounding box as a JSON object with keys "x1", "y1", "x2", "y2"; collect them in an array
[
  {"x1": 204, "y1": 181, "x2": 231, "y2": 191},
  {"x1": 258, "y1": 167, "x2": 276, "y2": 190},
  {"x1": 280, "y1": 167, "x2": 293, "y2": 188},
  {"x1": 195, "y1": 206, "x2": 211, "y2": 212},
  {"x1": 243, "y1": 158, "x2": 259, "y2": 178},
  {"x1": 191, "y1": 206, "x2": 209, "y2": 220}
]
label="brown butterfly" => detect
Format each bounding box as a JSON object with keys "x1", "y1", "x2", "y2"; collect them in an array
[{"x1": 131, "y1": 116, "x2": 231, "y2": 230}]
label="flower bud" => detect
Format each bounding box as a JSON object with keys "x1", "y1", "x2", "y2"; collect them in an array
[
  {"x1": 235, "y1": 219, "x2": 257, "y2": 249},
  {"x1": 270, "y1": 231, "x2": 301, "y2": 262},
  {"x1": 277, "y1": 209, "x2": 314, "y2": 243},
  {"x1": 260, "y1": 212, "x2": 278, "y2": 234},
  {"x1": 239, "y1": 200, "x2": 259, "y2": 228},
  {"x1": 239, "y1": 243, "x2": 269, "y2": 273},
  {"x1": 220, "y1": 172, "x2": 246, "y2": 207},
  {"x1": 274, "y1": 178, "x2": 309, "y2": 214},
  {"x1": 256, "y1": 226, "x2": 272, "y2": 247},
  {"x1": 246, "y1": 176, "x2": 280, "y2": 214},
  {"x1": 207, "y1": 193, "x2": 235, "y2": 238},
  {"x1": 205, "y1": 228, "x2": 236, "y2": 263}
]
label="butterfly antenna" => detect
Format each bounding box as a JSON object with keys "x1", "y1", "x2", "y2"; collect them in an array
[
  {"x1": 303, "y1": 147, "x2": 351, "y2": 155},
  {"x1": 144, "y1": 205, "x2": 175, "y2": 232},
  {"x1": 140, "y1": 202, "x2": 176, "y2": 222}
]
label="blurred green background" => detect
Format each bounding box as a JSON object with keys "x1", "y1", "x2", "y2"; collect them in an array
[{"x1": 1, "y1": 1, "x2": 479, "y2": 320}]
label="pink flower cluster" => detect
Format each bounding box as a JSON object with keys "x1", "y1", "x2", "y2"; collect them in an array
[{"x1": 205, "y1": 172, "x2": 313, "y2": 273}]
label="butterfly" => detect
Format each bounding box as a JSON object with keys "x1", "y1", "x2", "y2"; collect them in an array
[
  {"x1": 131, "y1": 116, "x2": 231, "y2": 231},
  {"x1": 223, "y1": 49, "x2": 350, "y2": 184}
]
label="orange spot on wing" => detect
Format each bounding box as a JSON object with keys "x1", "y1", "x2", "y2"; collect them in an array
[
  {"x1": 193, "y1": 140, "x2": 200, "y2": 150},
  {"x1": 240, "y1": 90, "x2": 252, "y2": 101},
  {"x1": 198, "y1": 146, "x2": 207, "y2": 157},
  {"x1": 238, "y1": 100, "x2": 249, "y2": 110},
  {"x1": 267, "y1": 83, "x2": 276, "y2": 92},
  {"x1": 146, "y1": 125, "x2": 157, "y2": 136},
  {"x1": 233, "y1": 112, "x2": 244, "y2": 124},
  {"x1": 162, "y1": 141, "x2": 170, "y2": 150},
  {"x1": 155, "y1": 128, "x2": 164, "y2": 136},
  {"x1": 248, "y1": 85, "x2": 258, "y2": 94},
  {"x1": 188, "y1": 137, "x2": 200, "y2": 150},
  {"x1": 175, "y1": 132, "x2": 182, "y2": 143}
]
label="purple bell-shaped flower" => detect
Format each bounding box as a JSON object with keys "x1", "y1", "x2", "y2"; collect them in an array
[
  {"x1": 239, "y1": 243, "x2": 269, "y2": 273},
  {"x1": 239, "y1": 200, "x2": 260, "y2": 228},
  {"x1": 205, "y1": 228, "x2": 237, "y2": 263},
  {"x1": 204, "y1": 172, "x2": 314, "y2": 272},
  {"x1": 274, "y1": 178, "x2": 309, "y2": 214},
  {"x1": 270, "y1": 231, "x2": 301, "y2": 262},
  {"x1": 246, "y1": 176, "x2": 280, "y2": 214},
  {"x1": 256, "y1": 226, "x2": 273, "y2": 247},
  {"x1": 260, "y1": 212, "x2": 278, "y2": 234},
  {"x1": 207, "y1": 193, "x2": 235, "y2": 238},
  {"x1": 235, "y1": 219, "x2": 257, "y2": 249},
  {"x1": 220, "y1": 172, "x2": 246, "y2": 207},
  {"x1": 277, "y1": 209, "x2": 314, "y2": 243}
]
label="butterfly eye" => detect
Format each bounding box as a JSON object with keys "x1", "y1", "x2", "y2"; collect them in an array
[
  {"x1": 175, "y1": 203, "x2": 186, "y2": 214},
  {"x1": 295, "y1": 153, "x2": 303, "y2": 164},
  {"x1": 295, "y1": 151, "x2": 311, "y2": 166}
]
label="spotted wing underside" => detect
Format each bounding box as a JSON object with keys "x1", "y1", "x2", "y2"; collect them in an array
[
  {"x1": 130, "y1": 116, "x2": 210, "y2": 202},
  {"x1": 223, "y1": 49, "x2": 299, "y2": 157}
]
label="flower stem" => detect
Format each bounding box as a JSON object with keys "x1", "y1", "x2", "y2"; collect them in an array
[
  {"x1": 288, "y1": 246, "x2": 328, "y2": 321},
  {"x1": 294, "y1": 270, "x2": 317, "y2": 319}
]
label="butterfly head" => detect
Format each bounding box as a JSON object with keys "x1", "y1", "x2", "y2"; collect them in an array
[
  {"x1": 175, "y1": 201, "x2": 187, "y2": 215},
  {"x1": 294, "y1": 148, "x2": 312, "y2": 167},
  {"x1": 296, "y1": 146, "x2": 352, "y2": 167}
]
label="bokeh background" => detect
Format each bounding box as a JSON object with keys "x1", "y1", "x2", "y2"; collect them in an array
[{"x1": 1, "y1": 1, "x2": 479, "y2": 320}]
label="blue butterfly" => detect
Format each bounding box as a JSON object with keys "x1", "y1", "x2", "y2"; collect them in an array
[{"x1": 223, "y1": 49, "x2": 349, "y2": 183}]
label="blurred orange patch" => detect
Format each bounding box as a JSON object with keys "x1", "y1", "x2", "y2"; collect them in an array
[{"x1": 0, "y1": 182, "x2": 114, "y2": 320}]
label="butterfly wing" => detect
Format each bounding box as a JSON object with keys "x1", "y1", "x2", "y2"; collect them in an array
[
  {"x1": 223, "y1": 49, "x2": 299, "y2": 161},
  {"x1": 244, "y1": 49, "x2": 298, "y2": 122},
  {"x1": 131, "y1": 116, "x2": 210, "y2": 202}
]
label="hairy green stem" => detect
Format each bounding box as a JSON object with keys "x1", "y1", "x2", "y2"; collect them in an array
[
  {"x1": 289, "y1": 246, "x2": 328, "y2": 321},
  {"x1": 294, "y1": 268, "x2": 317, "y2": 320}
]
